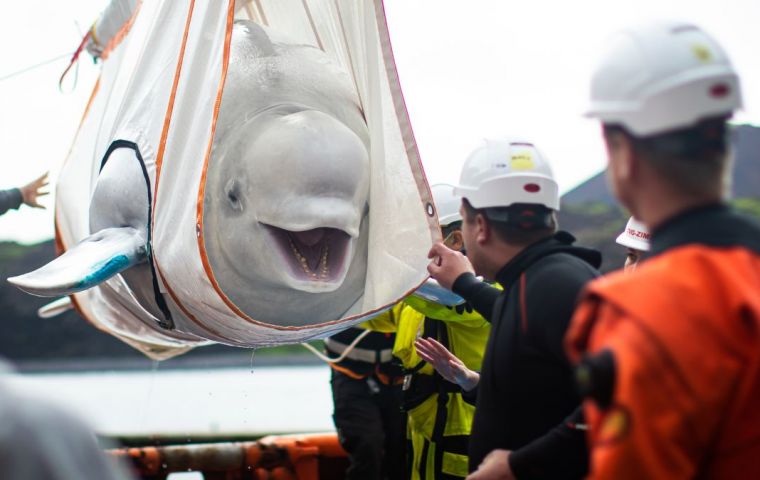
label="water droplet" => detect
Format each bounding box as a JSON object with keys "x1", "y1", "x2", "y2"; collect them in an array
[
  {"x1": 250, "y1": 348, "x2": 256, "y2": 374},
  {"x1": 139, "y1": 361, "x2": 161, "y2": 430}
]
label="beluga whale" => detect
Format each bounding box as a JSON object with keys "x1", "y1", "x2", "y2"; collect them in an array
[
  {"x1": 8, "y1": 1, "x2": 438, "y2": 359},
  {"x1": 12, "y1": 21, "x2": 369, "y2": 326}
]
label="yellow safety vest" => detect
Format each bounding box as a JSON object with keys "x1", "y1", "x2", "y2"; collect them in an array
[{"x1": 363, "y1": 289, "x2": 496, "y2": 439}]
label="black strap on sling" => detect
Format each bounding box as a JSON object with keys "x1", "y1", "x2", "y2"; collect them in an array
[{"x1": 99, "y1": 140, "x2": 174, "y2": 329}]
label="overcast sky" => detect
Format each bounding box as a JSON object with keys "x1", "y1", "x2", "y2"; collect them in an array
[{"x1": 1, "y1": 0, "x2": 759, "y2": 244}]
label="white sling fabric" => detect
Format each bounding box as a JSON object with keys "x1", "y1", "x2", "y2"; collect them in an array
[{"x1": 55, "y1": 0, "x2": 436, "y2": 359}]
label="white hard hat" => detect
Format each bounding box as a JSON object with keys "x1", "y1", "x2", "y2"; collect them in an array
[
  {"x1": 453, "y1": 138, "x2": 559, "y2": 210},
  {"x1": 430, "y1": 184, "x2": 463, "y2": 226},
  {"x1": 616, "y1": 217, "x2": 651, "y2": 251},
  {"x1": 585, "y1": 20, "x2": 742, "y2": 136}
]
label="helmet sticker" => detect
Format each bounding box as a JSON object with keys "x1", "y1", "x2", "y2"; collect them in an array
[
  {"x1": 510, "y1": 152, "x2": 535, "y2": 170},
  {"x1": 691, "y1": 43, "x2": 713, "y2": 63}
]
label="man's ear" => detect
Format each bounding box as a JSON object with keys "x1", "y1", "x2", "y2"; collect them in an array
[
  {"x1": 445, "y1": 230, "x2": 464, "y2": 251},
  {"x1": 475, "y1": 214, "x2": 490, "y2": 245}
]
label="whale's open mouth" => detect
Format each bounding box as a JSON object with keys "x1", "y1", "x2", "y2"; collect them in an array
[{"x1": 264, "y1": 225, "x2": 353, "y2": 291}]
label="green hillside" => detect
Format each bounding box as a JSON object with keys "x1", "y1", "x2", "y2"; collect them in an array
[{"x1": 560, "y1": 124, "x2": 760, "y2": 272}]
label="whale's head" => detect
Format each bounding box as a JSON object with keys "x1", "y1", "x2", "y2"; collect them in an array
[{"x1": 202, "y1": 22, "x2": 371, "y2": 326}]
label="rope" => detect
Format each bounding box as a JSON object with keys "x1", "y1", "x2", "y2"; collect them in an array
[
  {"x1": 59, "y1": 31, "x2": 92, "y2": 92},
  {"x1": 0, "y1": 53, "x2": 73, "y2": 83},
  {"x1": 0, "y1": 24, "x2": 92, "y2": 86},
  {"x1": 300, "y1": 329, "x2": 372, "y2": 364}
]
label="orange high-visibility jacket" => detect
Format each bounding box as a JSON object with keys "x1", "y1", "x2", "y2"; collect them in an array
[{"x1": 566, "y1": 205, "x2": 760, "y2": 480}]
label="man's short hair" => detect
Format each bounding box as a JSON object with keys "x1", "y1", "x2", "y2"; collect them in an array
[
  {"x1": 462, "y1": 199, "x2": 557, "y2": 247},
  {"x1": 603, "y1": 116, "x2": 731, "y2": 197}
]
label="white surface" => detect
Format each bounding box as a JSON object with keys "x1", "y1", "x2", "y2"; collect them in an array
[{"x1": 3, "y1": 365, "x2": 335, "y2": 438}]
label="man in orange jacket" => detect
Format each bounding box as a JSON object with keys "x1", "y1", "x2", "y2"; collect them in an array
[{"x1": 566, "y1": 20, "x2": 760, "y2": 479}]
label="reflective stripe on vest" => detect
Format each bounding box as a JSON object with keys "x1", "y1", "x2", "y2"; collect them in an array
[{"x1": 323, "y1": 337, "x2": 394, "y2": 364}]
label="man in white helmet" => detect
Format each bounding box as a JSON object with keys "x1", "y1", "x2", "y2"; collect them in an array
[
  {"x1": 427, "y1": 139, "x2": 601, "y2": 479},
  {"x1": 615, "y1": 217, "x2": 650, "y2": 271},
  {"x1": 565, "y1": 20, "x2": 760, "y2": 479}
]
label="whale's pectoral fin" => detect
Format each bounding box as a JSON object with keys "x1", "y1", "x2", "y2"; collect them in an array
[
  {"x1": 411, "y1": 279, "x2": 466, "y2": 306},
  {"x1": 38, "y1": 297, "x2": 73, "y2": 318},
  {"x1": 8, "y1": 227, "x2": 147, "y2": 297}
]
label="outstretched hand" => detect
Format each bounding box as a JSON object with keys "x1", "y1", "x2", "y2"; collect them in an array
[
  {"x1": 20, "y1": 172, "x2": 49, "y2": 209},
  {"x1": 467, "y1": 450, "x2": 515, "y2": 480},
  {"x1": 427, "y1": 242, "x2": 475, "y2": 290},
  {"x1": 415, "y1": 337, "x2": 479, "y2": 391}
]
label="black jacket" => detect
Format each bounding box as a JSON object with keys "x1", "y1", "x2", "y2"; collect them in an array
[
  {"x1": 453, "y1": 232, "x2": 600, "y2": 479},
  {"x1": 0, "y1": 189, "x2": 22, "y2": 216}
]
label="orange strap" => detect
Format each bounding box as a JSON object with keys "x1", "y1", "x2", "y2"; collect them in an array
[
  {"x1": 328, "y1": 360, "x2": 403, "y2": 385},
  {"x1": 328, "y1": 362, "x2": 366, "y2": 380},
  {"x1": 375, "y1": 367, "x2": 404, "y2": 386}
]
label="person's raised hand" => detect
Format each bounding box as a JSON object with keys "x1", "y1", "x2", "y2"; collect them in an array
[
  {"x1": 20, "y1": 172, "x2": 50, "y2": 209},
  {"x1": 415, "y1": 337, "x2": 479, "y2": 391},
  {"x1": 466, "y1": 450, "x2": 514, "y2": 480},
  {"x1": 427, "y1": 242, "x2": 474, "y2": 290}
]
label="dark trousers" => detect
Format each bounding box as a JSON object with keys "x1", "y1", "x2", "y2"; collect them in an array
[{"x1": 331, "y1": 369, "x2": 406, "y2": 480}]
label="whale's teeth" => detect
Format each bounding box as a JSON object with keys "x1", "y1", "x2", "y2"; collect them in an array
[
  {"x1": 289, "y1": 238, "x2": 313, "y2": 276},
  {"x1": 319, "y1": 245, "x2": 330, "y2": 279},
  {"x1": 289, "y1": 235, "x2": 331, "y2": 280}
]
